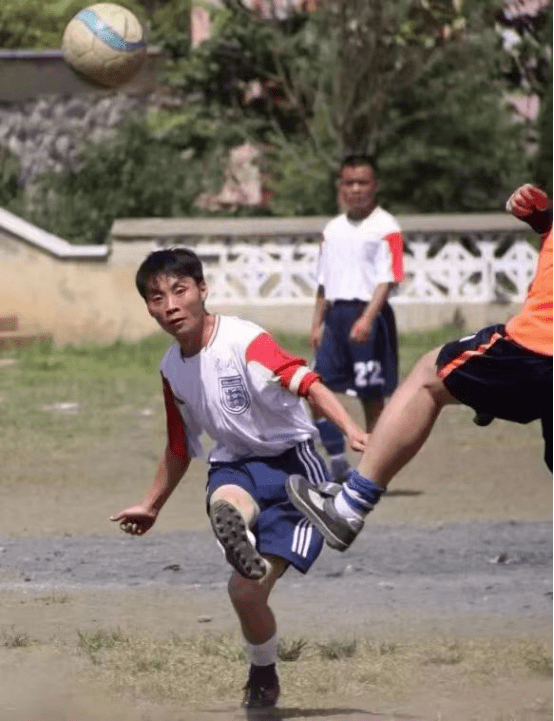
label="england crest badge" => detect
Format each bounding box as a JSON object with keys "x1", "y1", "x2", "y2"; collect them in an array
[{"x1": 220, "y1": 375, "x2": 251, "y2": 414}]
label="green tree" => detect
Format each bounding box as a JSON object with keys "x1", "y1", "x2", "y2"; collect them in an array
[
  {"x1": 498, "y1": 1, "x2": 552, "y2": 194},
  {"x1": 155, "y1": 0, "x2": 530, "y2": 214},
  {"x1": 20, "y1": 118, "x2": 203, "y2": 244}
]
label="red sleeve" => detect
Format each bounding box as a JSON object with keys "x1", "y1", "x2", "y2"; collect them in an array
[
  {"x1": 161, "y1": 374, "x2": 189, "y2": 459},
  {"x1": 384, "y1": 231, "x2": 405, "y2": 282},
  {"x1": 245, "y1": 333, "x2": 320, "y2": 397}
]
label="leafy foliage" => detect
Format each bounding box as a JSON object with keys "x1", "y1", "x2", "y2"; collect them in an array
[
  {"x1": 18, "y1": 117, "x2": 204, "y2": 245},
  {"x1": 534, "y1": 81, "x2": 552, "y2": 194},
  {"x1": 152, "y1": 0, "x2": 532, "y2": 215},
  {"x1": 377, "y1": 33, "x2": 529, "y2": 211},
  {"x1": 0, "y1": 0, "x2": 548, "y2": 233},
  {"x1": 0, "y1": 146, "x2": 22, "y2": 207}
]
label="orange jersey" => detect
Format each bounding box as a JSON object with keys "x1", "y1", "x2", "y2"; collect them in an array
[{"x1": 506, "y1": 230, "x2": 553, "y2": 356}]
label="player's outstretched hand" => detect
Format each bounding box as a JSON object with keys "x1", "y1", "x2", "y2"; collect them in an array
[
  {"x1": 345, "y1": 424, "x2": 369, "y2": 453},
  {"x1": 506, "y1": 184, "x2": 551, "y2": 218},
  {"x1": 110, "y1": 504, "x2": 157, "y2": 535}
]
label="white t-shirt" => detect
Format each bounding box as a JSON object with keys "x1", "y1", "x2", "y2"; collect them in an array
[
  {"x1": 159, "y1": 315, "x2": 320, "y2": 463},
  {"x1": 318, "y1": 206, "x2": 404, "y2": 301}
]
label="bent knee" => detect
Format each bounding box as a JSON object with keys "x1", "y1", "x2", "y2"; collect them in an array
[{"x1": 227, "y1": 556, "x2": 286, "y2": 607}]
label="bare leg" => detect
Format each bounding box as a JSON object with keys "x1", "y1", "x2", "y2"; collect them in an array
[
  {"x1": 228, "y1": 556, "x2": 288, "y2": 644},
  {"x1": 358, "y1": 347, "x2": 459, "y2": 487},
  {"x1": 209, "y1": 485, "x2": 268, "y2": 579},
  {"x1": 210, "y1": 484, "x2": 260, "y2": 526}
]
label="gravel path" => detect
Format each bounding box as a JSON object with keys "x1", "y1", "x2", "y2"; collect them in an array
[{"x1": 1, "y1": 520, "x2": 551, "y2": 634}]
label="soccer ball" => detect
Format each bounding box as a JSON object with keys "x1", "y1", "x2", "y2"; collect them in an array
[{"x1": 62, "y1": 3, "x2": 147, "y2": 88}]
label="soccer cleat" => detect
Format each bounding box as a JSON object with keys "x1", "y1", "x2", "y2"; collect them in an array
[
  {"x1": 286, "y1": 475, "x2": 363, "y2": 552},
  {"x1": 242, "y1": 678, "x2": 280, "y2": 709},
  {"x1": 209, "y1": 500, "x2": 267, "y2": 580}
]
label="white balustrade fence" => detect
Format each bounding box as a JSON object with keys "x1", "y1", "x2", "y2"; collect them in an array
[{"x1": 153, "y1": 222, "x2": 537, "y2": 305}]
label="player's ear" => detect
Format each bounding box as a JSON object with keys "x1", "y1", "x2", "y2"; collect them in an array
[{"x1": 199, "y1": 279, "x2": 208, "y2": 303}]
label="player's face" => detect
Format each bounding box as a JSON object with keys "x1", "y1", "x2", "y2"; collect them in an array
[
  {"x1": 145, "y1": 273, "x2": 208, "y2": 341},
  {"x1": 339, "y1": 165, "x2": 379, "y2": 220}
]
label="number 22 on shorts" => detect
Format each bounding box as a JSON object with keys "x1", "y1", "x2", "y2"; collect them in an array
[{"x1": 354, "y1": 360, "x2": 385, "y2": 388}]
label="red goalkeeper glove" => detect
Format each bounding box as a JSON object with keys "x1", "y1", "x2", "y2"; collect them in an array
[{"x1": 506, "y1": 184, "x2": 552, "y2": 235}]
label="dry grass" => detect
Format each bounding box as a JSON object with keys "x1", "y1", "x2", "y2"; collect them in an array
[{"x1": 1, "y1": 627, "x2": 549, "y2": 714}]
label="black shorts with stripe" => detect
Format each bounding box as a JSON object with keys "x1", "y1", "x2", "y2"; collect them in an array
[{"x1": 436, "y1": 324, "x2": 552, "y2": 470}]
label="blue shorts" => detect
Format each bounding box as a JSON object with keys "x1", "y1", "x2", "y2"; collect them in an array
[
  {"x1": 314, "y1": 300, "x2": 398, "y2": 400},
  {"x1": 437, "y1": 324, "x2": 552, "y2": 469},
  {"x1": 206, "y1": 440, "x2": 328, "y2": 574}
]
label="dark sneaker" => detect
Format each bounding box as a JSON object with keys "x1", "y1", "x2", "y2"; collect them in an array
[
  {"x1": 286, "y1": 475, "x2": 363, "y2": 552},
  {"x1": 209, "y1": 500, "x2": 266, "y2": 580},
  {"x1": 242, "y1": 679, "x2": 280, "y2": 708}
]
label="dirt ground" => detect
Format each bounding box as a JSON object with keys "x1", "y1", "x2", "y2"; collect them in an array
[{"x1": 0, "y1": 401, "x2": 552, "y2": 721}]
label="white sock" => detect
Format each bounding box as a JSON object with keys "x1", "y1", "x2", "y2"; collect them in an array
[
  {"x1": 333, "y1": 490, "x2": 365, "y2": 521},
  {"x1": 245, "y1": 633, "x2": 278, "y2": 667}
]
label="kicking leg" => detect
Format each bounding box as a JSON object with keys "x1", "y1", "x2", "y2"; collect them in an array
[
  {"x1": 209, "y1": 485, "x2": 267, "y2": 580},
  {"x1": 288, "y1": 348, "x2": 459, "y2": 550}
]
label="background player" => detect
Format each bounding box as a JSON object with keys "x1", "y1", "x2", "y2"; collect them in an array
[
  {"x1": 288, "y1": 183, "x2": 552, "y2": 551},
  {"x1": 311, "y1": 154, "x2": 405, "y2": 482},
  {"x1": 110, "y1": 248, "x2": 367, "y2": 708}
]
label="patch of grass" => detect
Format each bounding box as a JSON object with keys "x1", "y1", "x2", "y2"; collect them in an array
[
  {"x1": 423, "y1": 640, "x2": 464, "y2": 666},
  {"x1": 77, "y1": 628, "x2": 128, "y2": 662},
  {"x1": 1, "y1": 324, "x2": 457, "y2": 453},
  {"x1": 278, "y1": 637, "x2": 308, "y2": 662},
  {"x1": 522, "y1": 645, "x2": 553, "y2": 676},
  {"x1": 316, "y1": 638, "x2": 357, "y2": 660},
  {"x1": 196, "y1": 633, "x2": 245, "y2": 662},
  {"x1": 0, "y1": 627, "x2": 35, "y2": 648},
  {"x1": 4, "y1": 629, "x2": 550, "y2": 714}
]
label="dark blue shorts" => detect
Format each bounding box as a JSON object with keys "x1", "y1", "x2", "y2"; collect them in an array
[
  {"x1": 206, "y1": 440, "x2": 328, "y2": 574},
  {"x1": 437, "y1": 324, "x2": 552, "y2": 469},
  {"x1": 314, "y1": 300, "x2": 398, "y2": 399}
]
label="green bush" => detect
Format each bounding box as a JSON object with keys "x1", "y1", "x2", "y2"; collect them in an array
[{"x1": 23, "y1": 117, "x2": 204, "y2": 245}]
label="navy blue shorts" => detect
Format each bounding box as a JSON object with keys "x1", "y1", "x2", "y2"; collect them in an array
[
  {"x1": 206, "y1": 440, "x2": 328, "y2": 574},
  {"x1": 314, "y1": 300, "x2": 398, "y2": 400},
  {"x1": 437, "y1": 324, "x2": 552, "y2": 469}
]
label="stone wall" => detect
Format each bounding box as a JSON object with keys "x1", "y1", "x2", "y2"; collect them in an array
[
  {"x1": 0, "y1": 49, "x2": 164, "y2": 186},
  {"x1": 0, "y1": 93, "x2": 152, "y2": 185}
]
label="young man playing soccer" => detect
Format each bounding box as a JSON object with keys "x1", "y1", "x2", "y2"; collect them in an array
[
  {"x1": 110, "y1": 248, "x2": 367, "y2": 708},
  {"x1": 311, "y1": 154, "x2": 405, "y2": 482},
  {"x1": 288, "y1": 183, "x2": 553, "y2": 551}
]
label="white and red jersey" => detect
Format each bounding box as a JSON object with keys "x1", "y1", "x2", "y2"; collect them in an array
[
  {"x1": 318, "y1": 206, "x2": 404, "y2": 301},
  {"x1": 160, "y1": 315, "x2": 320, "y2": 463}
]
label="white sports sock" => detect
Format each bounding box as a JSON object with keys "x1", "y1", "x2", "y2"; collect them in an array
[
  {"x1": 245, "y1": 633, "x2": 279, "y2": 667},
  {"x1": 333, "y1": 490, "x2": 365, "y2": 521}
]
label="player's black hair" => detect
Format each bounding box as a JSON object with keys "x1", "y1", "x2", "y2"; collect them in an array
[
  {"x1": 135, "y1": 247, "x2": 205, "y2": 299},
  {"x1": 339, "y1": 154, "x2": 379, "y2": 175}
]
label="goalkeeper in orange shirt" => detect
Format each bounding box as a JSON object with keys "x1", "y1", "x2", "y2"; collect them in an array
[{"x1": 287, "y1": 184, "x2": 553, "y2": 551}]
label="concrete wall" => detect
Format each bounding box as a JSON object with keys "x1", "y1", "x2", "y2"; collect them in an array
[
  {"x1": 0, "y1": 210, "x2": 524, "y2": 346},
  {"x1": 0, "y1": 216, "x2": 158, "y2": 345}
]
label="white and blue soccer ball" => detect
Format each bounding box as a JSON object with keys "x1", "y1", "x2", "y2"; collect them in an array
[{"x1": 62, "y1": 3, "x2": 147, "y2": 88}]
